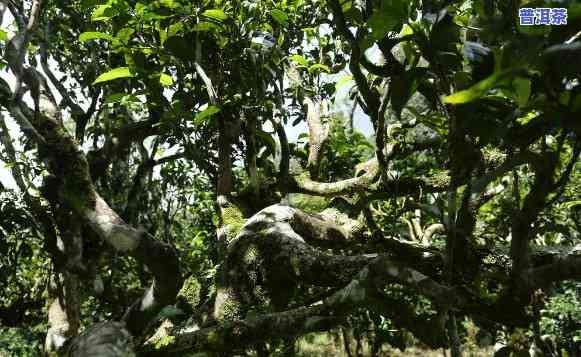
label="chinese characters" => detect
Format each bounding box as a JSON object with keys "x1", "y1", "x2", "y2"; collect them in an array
[{"x1": 519, "y1": 8, "x2": 567, "y2": 25}]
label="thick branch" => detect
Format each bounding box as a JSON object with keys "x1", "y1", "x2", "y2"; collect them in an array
[
  {"x1": 422, "y1": 223, "x2": 445, "y2": 245},
  {"x1": 66, "y1": 322, "x2": 135, "y2": 357},
  {"x1": 153, "y1": 252, "x2": 464, "y2": 355},
  {"x1": 272, "y1": 115, "x2": 290, "y2": 189},
  {"x1": 147, "y1": 303, "x2": 339, "y2": 355},
  {"x1": 523, "y1": 248, "x2": 581, "y2": 290},
  {"x1": 5, "y1": 0, "x2": 43, "y2": 101},
  {"x1": 510, "y1": 152, "x2": 558, "y2": 278},
  {"x1": 274, "y1": 71, "x2": 290, "y2": 188},
  {"x1": 291, "y1": 158, "x2": 379, "y2": 196},
  {"x1": 304, "y1": 97, "x2": 329, "y2": 179},
  {"x1": 0, "y1": 76, "x2": 182, "y2": 337},
  {"x1": 194, "y1": 62, "x2": 217, "y2": 105},
  {"x1": 292, "y1": 168, "x2": 450, "y2": 198}
]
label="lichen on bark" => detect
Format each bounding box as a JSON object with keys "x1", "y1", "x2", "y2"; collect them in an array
[
  {"x1": 220, "y1": 203, "x2": 246, "y2": 243},
  {"x1": 177, "y1": 276, "x2": 202, "y2": 308}
]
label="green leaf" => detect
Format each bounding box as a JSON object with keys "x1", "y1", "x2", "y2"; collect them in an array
[
  {"x1": 164, "y1": 35, "x2": 196, "y2": 61},
  {"x1": 104, "y1": 93, "x2": 142, "y2": 105},
  {"x1": 135, "y1": 2, "x2": 147, "y2": 16},
  {"x1": 271, "y1": 9, "x2": 289, "y2": 26},
  {"x1": 193, "y1": 22, "x2": 220, "y2": 32},
  {"x1": 160, "y1": 22, "x2": 184, "y2": 45},
  {"x1": 562, "y1": 200, "x2": 581, "y2": 210},
  {"x1": 115, "y1": 28, "x2": 135, "y2": 44},
  {"x1": 512, "y1": 78, "x2": 530, "y2": 108},
  {"x1": 194, "y1": 105, "x2": 221, "y2": 125},
  {"x1": 159, "y1": 73, "x2": 173, "y2": 87},
  {"x1": 201, "y1": 9, "x2": 228, "y2": 22},
  {"x1": 159, "y1": 0, "x2": 180, "y2": 9},
  {"x1": 91, "y1": 4, "x2": 118, "y2": 21},
  {"x1": 125, "y1": 52, "x2": 146, "y2": 69},
  {"x1": 154, "y1": 334, "x2": 176, "y2": 349},
  {"x1": 341, "y1": 0, "x2": 363, "y2": 23},
  {"x1": 308, "y1": 63, "x2": 331, "y2": 74},
  {"x1": 103, "y1": 93, "x2": 127, "y2": 104},
  {"x1": 390, "y1": 70, "x2": 421, "y2": 116},
  {"x1": 290, "y1": 54, "x2": 308, "y2": 66},
  {"x1": 443, "y1": 68, "x2": 524, "y2": 105},
  {"x1": 79, "y1": 31, "x2": 114, "y2": 43},
  {"x1": 0, "y1": 30, "x2": 7, "y2": 42},
  {"x1": 167, "y1": 22, "x2": 183, "y2": 38},
  {"x1": 367, "y1": 1, "x2": 407, "y2": 41},
  {"x1": 454, "y1": 97, "x2": 512, "y2": 145},
  {"x1": 92, "y1": 67, "x2": 135, "y2": 85},
  {"x1": 516, "y1": 110, "x2": 539, "y2": 125},
  {"x1": 91, "y1": 4, "x2": 109, "y2": 19}
]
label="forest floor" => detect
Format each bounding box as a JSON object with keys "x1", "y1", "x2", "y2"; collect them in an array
[{"x1": 294, "y1": 332, "x2": 495, "y2": 356}]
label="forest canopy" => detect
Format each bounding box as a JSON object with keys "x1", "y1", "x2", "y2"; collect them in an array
[{"x1": 0, "y1": 0, "x2": 581, "y2": 356}]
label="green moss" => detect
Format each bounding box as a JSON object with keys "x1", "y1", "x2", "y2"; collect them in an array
[
  {"x1": 222, "y1": 205, "x2": 245, "y2": 242},
  {"x1": 215, "y1": 289, "x2": 243, "y2": 322},
  {"x1": 288, "y1": 193, "x2": 329, "y2": 213},
  {"x1": 293, "y1": 172, "x2": 310, "y2": 185},
  {"x1": 220, "y1": 299, "x2": 242, "y2": 321},
  {"x1": 177, "y1": 276, "x2": 202, "y2": 307},
  {"x1": 426, "y1": 171, "x2": 450, "y2": 188},
  {"x1": 482, "y1": 145, "x2": 507, "y2": 165},
  {"x1": 41, "y1": 123, "x2": 96, "y2": 211},
  {"x1": 253, "y1": 285, "x2": 268, "y2": 303},
  {"x1": 242, "y1": 244, "x2": 259, "y2": 265},
  {"x1": 207, "y1": 331, "x2": 221, "y2": 346},
  {"x1": 154, "y1": 334, "x2": 175, "y2": 349}
]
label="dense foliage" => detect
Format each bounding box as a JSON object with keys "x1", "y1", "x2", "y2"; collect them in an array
[{"x1": 1, "y1": 0, "x2": 581, "y2": 356}]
